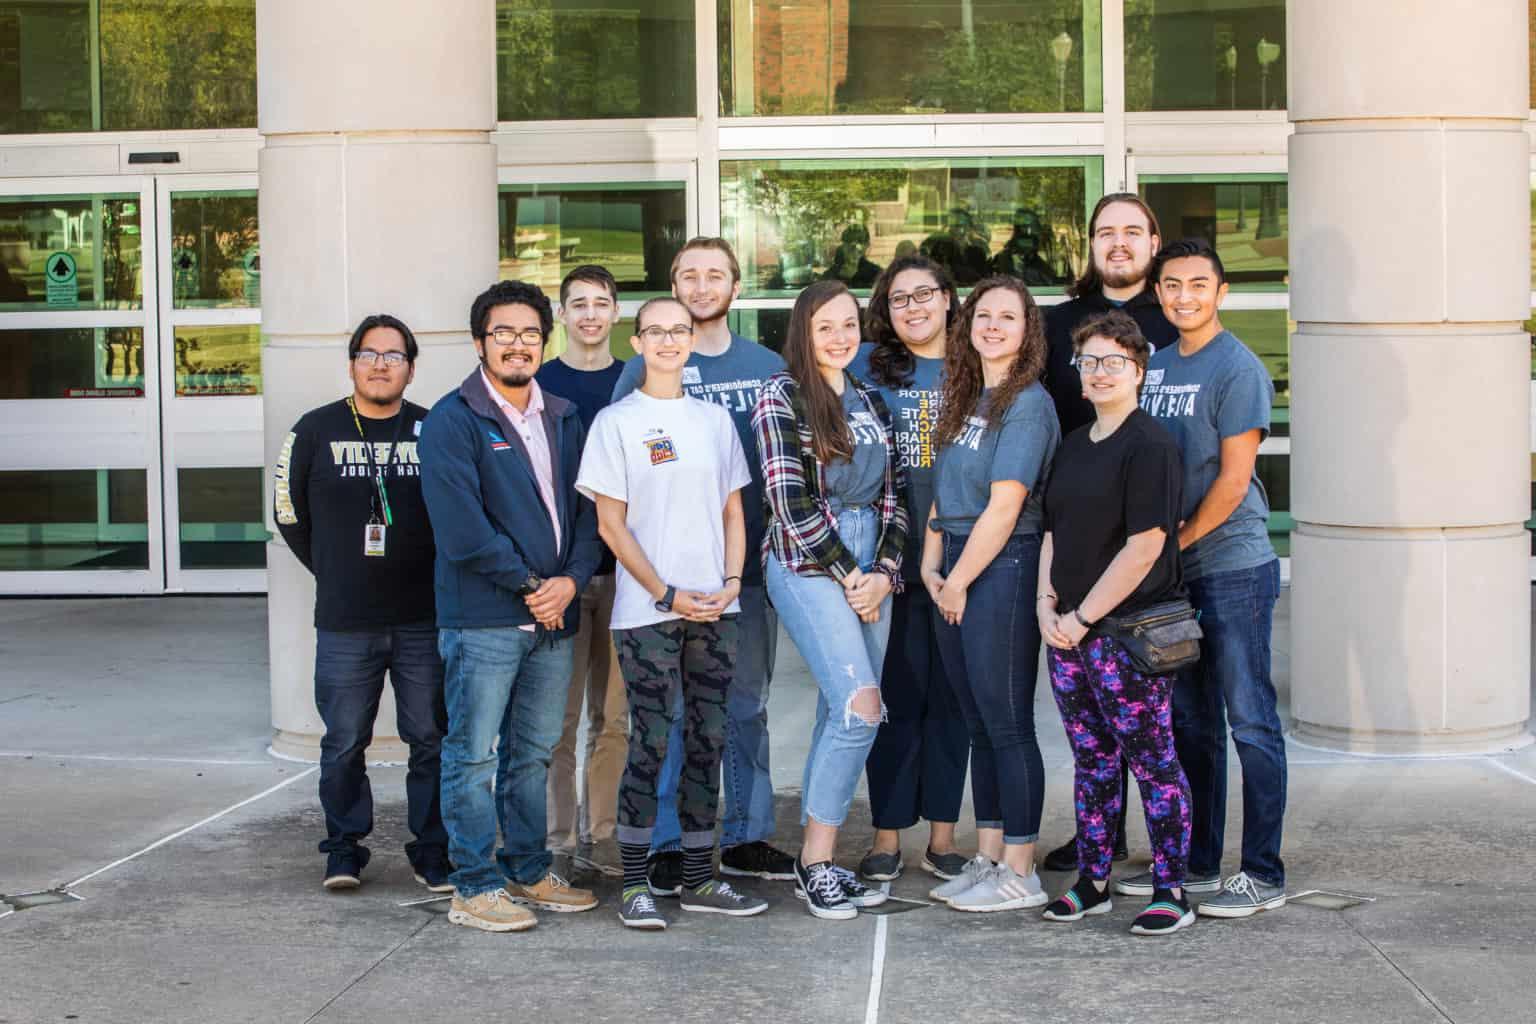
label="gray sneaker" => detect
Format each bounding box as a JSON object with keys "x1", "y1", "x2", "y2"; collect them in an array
[
  {"x1": 1114, "y1": 870, "x2": 1222, "y2": 897},
  {"x1": 1196, "y1": 871, "x2": 1286, "y2": 918},
  {"x1": 619, "y1": 884, "x2": 667, "y2": 930},
  {"x1": 947, "y1": 863, "x2": 1048, "y2": 912},
  {"x1": 929, "y1": 855, "x2": 993, "y2": 903},
  {"x1": 680, "y1": 879, "x2": 769, "y2": 917},
  {"x1": 858, "y1": 848, "x2": 903, "y2": 881}
]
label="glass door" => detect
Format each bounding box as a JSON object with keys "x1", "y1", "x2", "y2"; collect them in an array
[{"x1": 0, "y1": 176, "x2": 164, "y2": 595}]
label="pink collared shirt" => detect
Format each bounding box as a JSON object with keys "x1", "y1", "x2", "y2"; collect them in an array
[{"x1": 481, "y1": 369, "x2": 562, "y2": 552}]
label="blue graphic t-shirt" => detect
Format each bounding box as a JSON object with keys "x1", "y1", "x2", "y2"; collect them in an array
[
  {"x1": 850, "y1": 344, "x2": 943, "y2": 580},
  {"x1": 932, "y1": 382, "x2": 1059, "y2": 537},
  {"x1": 823, "y1": 383, "x2": 888, "y2": 509},
  {"x1": 1141, "y1": 329, "x2": 1275, "y2": 580},
  {"x1": 613, "y1": 331, "x2": 786, "y2": 585}
]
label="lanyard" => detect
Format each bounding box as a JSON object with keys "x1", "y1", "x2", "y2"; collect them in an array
[{"x1": 347, "y1": 397, "x2": 405, "y2": 527}]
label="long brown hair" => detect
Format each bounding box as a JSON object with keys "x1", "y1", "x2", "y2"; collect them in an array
[
  {"x1": 783, "y1": 280, "x2": 858, "y2": 464},
  {"x1": 934, "y1": 276, "x2": 1048, "y2": 447},
  {"x1": 863, "y1": 255, "x2": 958, "y2": 389},
  {"x1": 1067, "y1": 192, "x2": 1162, "y2": 299}
]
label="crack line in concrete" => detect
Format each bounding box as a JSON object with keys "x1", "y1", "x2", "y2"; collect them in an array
[
  {"x1": 0, "y1": 693, "x2": 38, "y2": 706},
  {"x1": 1342, "y1": 913, "x2": 1457, "y2": 1024},
  {"x1": 67, "y1": 766, "x2": 319, "y2": 889},
  {"x1": 302, "y1": 914, "x2": 435, "y2": 1024},
  {"x1": 863, "y1": 880, "x2": 891, "y2": 1024},
  {"x1": 1484, "y1": 757, "x2": 1536, "y2": 788}
]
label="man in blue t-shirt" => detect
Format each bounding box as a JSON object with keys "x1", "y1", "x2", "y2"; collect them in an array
[
  {"x1": 1135, "y1": 238, "x2": 1287, "y2": 921},
  {"x1": 612, "y1": 237, "x2": 792, "y2": 890},
  {"x1": 534, "y1": 265, "x2": 628, "y2": 878}
]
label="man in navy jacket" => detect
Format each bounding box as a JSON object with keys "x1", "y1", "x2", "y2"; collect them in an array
[{"x1": 420, "y1": 279, "x2": 603, "y2": 933}]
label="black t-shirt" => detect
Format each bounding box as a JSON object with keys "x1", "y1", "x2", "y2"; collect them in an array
[
  {"x1": 1041, "y1": 408, "x2": 1184, "y2": 617},
  {"x1": 1043, "y1": 288, "x2": 1178, "y2": 437},
  {"x1": 273, "y1": 398, "x2": 435, "y2": 631},
  {"x1": 535, "y1": 357, "x2": 625, "y2": 575}
]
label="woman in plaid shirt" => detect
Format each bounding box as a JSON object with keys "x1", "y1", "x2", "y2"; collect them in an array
[{"x1": 752, "y1": 280, "x2": 908, "y2": 921}]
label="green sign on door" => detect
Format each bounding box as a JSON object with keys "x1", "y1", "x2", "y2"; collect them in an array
[{"x1": 46, "y1": 251, "x2": 78, "y2": 307}]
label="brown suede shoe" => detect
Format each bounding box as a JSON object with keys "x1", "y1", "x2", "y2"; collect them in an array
[
  {"x1": 447, "y1": 888, "x2": 538, "y2": 932},
  {"x1": 508, "y1": 872, "x2": 598, "y2": 913}
]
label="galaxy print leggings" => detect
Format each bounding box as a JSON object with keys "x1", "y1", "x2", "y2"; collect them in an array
[{"x1": 1048, "y1": 635, "x2": 1192, "y2": 888}]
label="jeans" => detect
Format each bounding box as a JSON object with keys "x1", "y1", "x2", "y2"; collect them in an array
[
  {"x1": 314, "y1": 624, "x2": 447, "y2": 868},
  {"x1": 864, "y1": 586, "x2": 970, "y2": 830},
  {"x1": 767, "y1": 506, "x2": 892, "y2": 828},
  {"x1": 1174, "y1": 558, "x2": 1286, "y2": 887},
  {"x1": 439, "y1": 626, "x2": 572, "y2": 897},
  {"x1": 650, "y1": 583, "x2": 778, "y2": 854},
  {"x1": 547, "y1": 574, "x2": 629, "y2": 846},
  {"x1": 935, "y1": 532, "x2": 1045, "y2": 845}
]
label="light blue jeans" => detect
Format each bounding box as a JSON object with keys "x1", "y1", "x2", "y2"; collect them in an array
[{"x1": 766, "y1": 506, "x2": 892, "y2": 828}]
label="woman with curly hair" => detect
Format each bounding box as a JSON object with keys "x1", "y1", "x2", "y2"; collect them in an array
[{"x1": 921, "y1": 275, "x2": 1060, "y2": 914}]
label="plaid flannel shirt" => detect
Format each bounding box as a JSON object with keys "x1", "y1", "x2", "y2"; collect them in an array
[{"x1": 752, "y1": 369, "x2": 909, "y2": 585}]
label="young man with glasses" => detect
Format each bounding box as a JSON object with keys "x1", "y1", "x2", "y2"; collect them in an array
[
  {"x1": 612, "y1": 237, "x2": 794, "y2": 892},
  {"x1": 420, "y1": 280, "x2": 604, "y2": 932},
  {"x1": 536, "y1": 265, "x2": 629, "y2": 878},
  {"x1": 274, "y1": 314, "x2": 448, "y2": 893}
]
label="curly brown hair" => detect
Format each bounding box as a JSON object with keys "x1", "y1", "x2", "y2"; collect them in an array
[
  {"x1": 934, "y1": 275, "x2": 1048, "y2": 447},
  {"x1": 863, "y1": 255, "x2": 958, "y2": 389}
]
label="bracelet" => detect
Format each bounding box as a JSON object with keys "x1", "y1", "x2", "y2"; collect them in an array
[
  {"x1": 1073, "y1": 608, "x2": 1094, "y2": 629},
  {"x1": 724, "y1": 575, "x2": 742, "y2": 584},
  {"x1": 1036, "y1": 593, "x2": 1057, "y2": 602}
]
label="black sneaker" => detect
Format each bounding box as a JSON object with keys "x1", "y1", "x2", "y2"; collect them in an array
[
  {"x1": 1041, "y1": 875, "x2": 1113, "y2": 922},
  {"x1": 1042, "y1": 834, "x2": 1127, "y2": 872},
  {"x1": 831, "y1": 865, "x2": 888, "y2": 909},
  {"x1": 411, "y1": 852, "x2": 454, "y2": 893},
  {"x1": 1131, "y1": 888, "x2": 1195, "y2": 936},
  {"x1": 720, "y1": 841, "x2": 797, "y2": 880},
  {"x1": 323, "y1": 845, "x2": 371, "y2": 891},
  {"x1": 794, "y1": 857, "x2": 856, "y2": 920},
  {"x1": 646, "y1": 850, "x2": 683, "y2": 897},
  {"x1": 858, "y1": 848, "x2": 903, "y2": 881}
]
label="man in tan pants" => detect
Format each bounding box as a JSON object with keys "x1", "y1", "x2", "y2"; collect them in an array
[{"x1": 536, "y1": 265, "x2": 631, "y2": 876}]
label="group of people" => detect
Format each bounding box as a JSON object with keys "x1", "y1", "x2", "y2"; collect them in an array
[{"x1": 273, "y1": 191, "x2": 1288, "y2": 939}]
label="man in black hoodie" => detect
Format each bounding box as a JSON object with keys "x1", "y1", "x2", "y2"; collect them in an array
[{"x1": 1039, "y1": 193, "x2": 1178, "y2": 873}]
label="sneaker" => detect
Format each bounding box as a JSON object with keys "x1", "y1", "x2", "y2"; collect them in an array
[
  {"x1": 647, "y1": 851, "x2": 684, "y2": 897},
  {"x1": 507, "y1": 872, "x2": 598, "y2": 913},
  {"x1": 720, "y1": 841, "x2": 797, "y2": 881},
  {"x1": 1132, "y1": 889, "x2": 1196, "y2": 935},
  {"x1": 794, "y1": 858, "x2": 856, "y2": 921},
  {"x1": 680, "y1": 879, "x2": 769, "y2": 917},
  {"x1": 947, "y1": 863, "x2": 1048, "y2": 912},
  {"x1": 322, "y1": 846, "x2": 371, "y2": 891},
  {"x1": 858, "y1": 848, "x2": 903, "y2": 882},
  {"x1": 448, "y1": 888, "x2": 537, "y2": 932},
  {"x1": 831, "y1": 865, "x2": 888, "y2": 909},
  {"x1": 412, "y1": 855, "x2": 454, "y2": 894},
  {"x1": 1043, "y1": 834, "x2": 1129, "y2": 873},
  {"x1": 928, "y1": 855, "x2": 994, "y2": 903},
  {"x1": 618, "y1": 885, "x2": 667, "y2": 930},
  {"x1": 1196, "y1": 872, "x2": 1286, "y2": 919},
  {"x1": 1042, "y1": 876, "x2": 1114, "y2": 922},
  {"x1": 920, "y1": 849, "x2": 969, "y2": 880},
  {"x1": 1115, "y1": 870, "x2": 1222, "y2": 898},
  {"x1": 573, "y1": 837, "x2": 623, "y2": 879}
]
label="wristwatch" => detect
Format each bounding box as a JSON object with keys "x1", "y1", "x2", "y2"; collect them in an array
[
  {"x1": 519, "y1": 573, "x2": 545, "y2": 596},
  {"x1": 655, "y1": 585, "x2": 677, "y2": 613}
]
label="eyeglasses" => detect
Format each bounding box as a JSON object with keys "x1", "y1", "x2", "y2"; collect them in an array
[
  {"x1": 353, "y1": 350, "x2": 408, "y2": 367},
  {"x1": 485, "y1": 327, "x2": 545, "y2": 348},
  {"x1": 889, "y1": 286, "x2": 938, "y2": 310},
  {"x1": 637, "y1": 325, "x2": 694, "y2": 342},
  {"x1": 1073, "y1": 353, "x2": 1133, "y2": 375}
]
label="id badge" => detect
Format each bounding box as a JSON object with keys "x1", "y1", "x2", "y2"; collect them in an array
[{"x1": 364, "y1": 523, "x2": 387, "y2": 557}]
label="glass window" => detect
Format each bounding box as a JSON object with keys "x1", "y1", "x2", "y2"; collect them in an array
[
  {"x1": 170, "y1": 191, "x2": 260, "y2": 309},
  {"x1": 1140, "y1": 175, "x2": 1287, "y2": 290},
  {"x1": 0, "y1": 327, "x2": 145, "y2": 400},
  {"x1": 1126, "y1": 0, "x2": 1286, "y2": 112},
  {"x1": 1257, "y1": 453, "x2": 1289, "y2": 557},
  {"x1": 1221, "y1": 307, "x2": 1290, "y2": 419},
  {"x1": 728, "y1": 308, "x2": 792, "y2": 353},
  {"x1": 98, "y1": 0, "x2": 256, "y2": 130},
  {"x1": 0, "y1": 1, "x2": 92, "y2": 132},
  {"x1": 174, "y1": 324, "x2": 261, "y2": 396},
  {"x1": 499, "y1": 182, "x2": 687, "y2": 300},
  {"x1": 0, "y1": 194, "x2": 143, "y2": 310},
  {"x1": 722, "y1": 0, "x2": 1101, "y2": 116},
  {"x1": 496, "y1": 0, "x2": 694, "y2": 120},
  {"x1": 177, "y1": 467, "x2": 264, "y2": 569},
  {"x1": 721, "y1": 156, "x2": 1102, "y2": 296},
  {"x1": 0, "y1": 469, "x2": 149, "y2": 571}
]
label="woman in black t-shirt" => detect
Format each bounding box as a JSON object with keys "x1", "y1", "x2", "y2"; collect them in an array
[{"x1": 1034, "y1": 310, "x2": 1196, "y2": 937}]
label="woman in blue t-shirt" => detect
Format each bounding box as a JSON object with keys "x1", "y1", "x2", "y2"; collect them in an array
[{"x1": 922, "y1": 275, "x2": 1060, "y2": 914}]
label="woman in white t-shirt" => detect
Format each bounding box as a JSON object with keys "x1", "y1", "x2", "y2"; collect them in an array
[{"x1": 575, "y1": 296, "x2": 767, "y2": 931}]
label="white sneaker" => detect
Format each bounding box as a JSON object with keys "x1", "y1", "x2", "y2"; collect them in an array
[
  {"x1": 928, "y1": 855, "x2": 994, "y2": 903},
  {"x1": 948, "y1": 863, "x2": 1048, "y2": 912}
]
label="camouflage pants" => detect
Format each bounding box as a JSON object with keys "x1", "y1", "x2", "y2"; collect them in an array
[{"x1": 613, "y1": 615, "x2": 737, "y2": 848}]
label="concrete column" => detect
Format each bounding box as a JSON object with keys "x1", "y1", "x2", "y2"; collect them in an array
[
  {"x1": 1288, "y1": 0, "x2": 1532, "y2": 753},
  {"x1": 257, "y1": 0, "x2": 498, "y2": 760}
]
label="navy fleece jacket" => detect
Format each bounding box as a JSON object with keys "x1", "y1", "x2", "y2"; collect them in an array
[{"x1": 419, "y1": 368, "x2": 601, "y2": 633}]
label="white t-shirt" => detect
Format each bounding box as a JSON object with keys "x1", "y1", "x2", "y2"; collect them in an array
[{"x1": 575, "y1": 390, "x2": 752, "y2": 630}]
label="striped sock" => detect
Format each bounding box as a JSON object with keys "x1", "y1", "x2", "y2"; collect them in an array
[
  {"x1": 682, "y1": 845, "x2": 714, "y2": 890},
  {"x1": 620, "y1": 841, "x2": 650, "y2": 890}
]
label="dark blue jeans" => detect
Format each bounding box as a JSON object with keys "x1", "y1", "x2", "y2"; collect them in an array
[
  {"x1": 314, "y1": 624, "x2": 447, "y2": 869},
  {"x1": 865, "y1": 585, "x2": 970, "y2": 830},
  {"x1": 935, "y1": 532, "x2": 1045, "y2": 845},
  {"x1": 1174, "y1": 558, "x2": 1286, "y2": 887}
]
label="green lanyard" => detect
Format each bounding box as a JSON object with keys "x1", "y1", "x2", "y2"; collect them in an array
[{"x1": 347, "y1": 397, "x2": 404, "y2": 527}]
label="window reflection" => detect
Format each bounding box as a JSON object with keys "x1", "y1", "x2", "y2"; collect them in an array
[
  {"x1": 174, "y1": 325, "x2": 261, "y2": 396},
  {"x1": 0, "y1": 195, "x2": 142, "y2": 309},
  {"x1": 170, "y1": 192, "x2": 260, "y2": 309},
  {"x1": 0, "y1": 469, "x2": 149, "y2": 571},
  {"x1": 0, "y1": 327, "x2": 145, "y2": 400},
  {"x1": 178, "y1": 467, "x2": 265, "y2": 569},
  {"x1": 1140, "y1": 176, "x2": 1288, "y2": 290},
  {"x1": 1126, "y1": 0, "x2": 1286, "y2": 111},
  {"x1": 0, "y1": 1, "x2": 91, "y2": 132}
]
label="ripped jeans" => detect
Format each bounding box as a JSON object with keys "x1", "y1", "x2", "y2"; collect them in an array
[{"x1": 767, "y1": 505, "x2": 893, "y2": 828}]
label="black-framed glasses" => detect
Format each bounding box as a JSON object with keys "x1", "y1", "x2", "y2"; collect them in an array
[
  {"x1": 889, "y1": 285, "x2": 939, "y2": 310},
  {"x1": 486, "y1": 327, "x2": 545, "y2": 348},
  {"x1": 353, "y1": 350, "x2": 408, "y2": 367},
  {"x1": 1073, "y1": 353, "x2": 1132, "y2": 375},
  {"x1": 637, "y1": 325, "x2": 694, "y2": 342}
]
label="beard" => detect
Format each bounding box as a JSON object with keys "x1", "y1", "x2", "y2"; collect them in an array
[
  {"x1": 481, "y1": 353, "x2": 532, "y2": 388},
  {"x1": 682, "y1": 295, "x2": 729, "y2": 324},
  {"x1": 1099, "y1": 258, "x2": 1149, "y2": 290}
]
